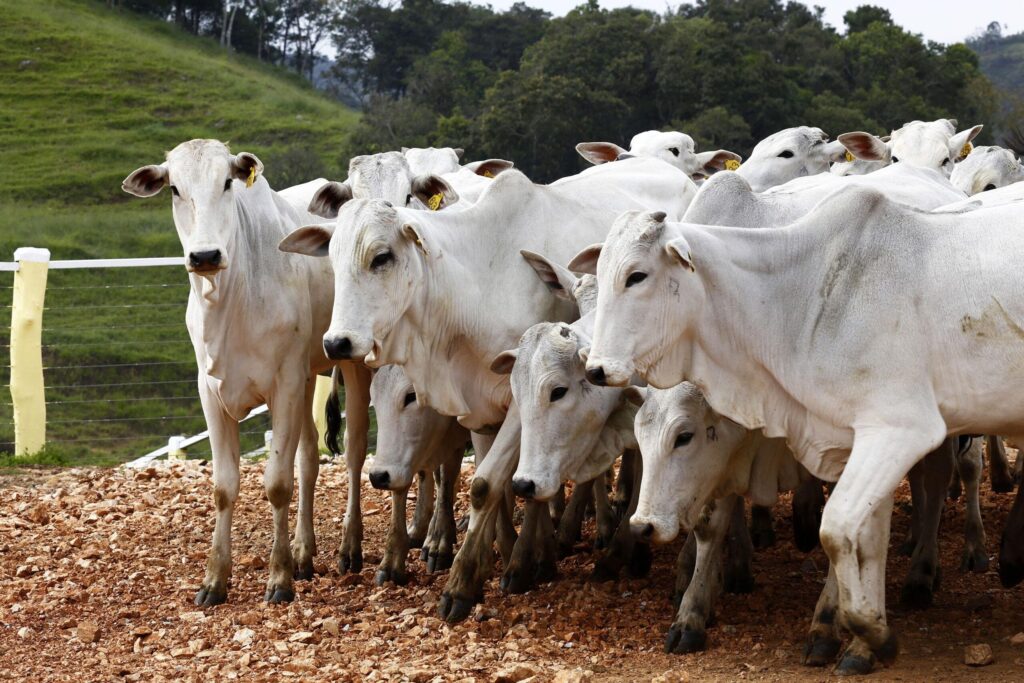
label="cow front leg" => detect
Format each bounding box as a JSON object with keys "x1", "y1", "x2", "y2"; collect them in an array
[
  {"x1": 957, "y1": 439, "x2": 989, "y2": 572},
  {"x1": 612, "y1": 449, "x2": 637, "y2": 520},
  {"x1": 337, "y1": 363, "x2": 371, "y2": 574},
  {"x1": 594, "y1": 471, "x2": 617, "y2": 549},
  {"x1": 376, "y1": 488, "x2": 411, "y2": 585},
  {"x1": 195, "y1": 386, "x2": 240, "y2": 607},
  {"x1": 664, "y1": 495, "x2": 735, "y2": 654},
  {"x1": 557, "y1": 479, "x2": 594, "y2": 557},
  {"x1": 408, "y1": 470, "x2": 435, "y2": 549},
  {"x1": 987, "y1": 435, "x2": 1016, "y2": 493},
  {"x1": 724, "y1": 496, "x2": 755, "y2": 593},
  {"x1": 673, "y1": 531, "x2": 698, "y2": 609},
  {"x1": 501, "y1": 499, "x2": 544, "y2": 593},
  {"x1": 821, "y1": 424, "x2": 942, "y2": 675},
  {"x1": 292, "y1": 377, "x2": 319, "y2": 581},
  {"x1": 594, "y1": 450, "x2": 651, "y2": 580},
  {"x1": 900, "y1": 438, "x2": 953, "y2": 609},
  {"x1": 425, "y1": 440, "x2": 462, "y2": 572}
]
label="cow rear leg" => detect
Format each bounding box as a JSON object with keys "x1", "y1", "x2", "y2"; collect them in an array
[
  {"x1": 988, "y1": 435, "x2": 1016, "y2": 493},
  {"x1": 665, "y1": 495, "x2": 735, "y2": 654},
  {"x1": 958, "y1": 439, "x2": 989, "y2": 572},
  {"x1": 376, "y1": 488, "x2": 411, "y2": 585},
  {"x1": 792, "y1": 477, "x2": 825, "y2": 552},
  {"x1": 408, "y1": 470, "x2": 435, "y2": 549},
  {"x1": 999, "y1": 466, "x2": 1024, "y2": 587},
  {"x1": 557, "y1": 479, "x2": 594, "y2": 557},
  {"x1": 612, "y1": 450, "x2": 637, "y2": 520},
  {"x1": 899, "y1": 439, "x2": 953, "y2": 609},
  {"x1": 425, "y1": 440, "x2": 462, "y2": 572},
  {"x1": 593, "y1": 451, "x2": 650, "y2": 580},
  {"x1": 749, "y1": 504, "x2": 776, "y2": 549},
  {"x1": 195, "y1": 395, "x2": 240, "y2": 607},
  {"x1": 898, "y1": 464, "x2": 925, "y2": 557},
  {"x1": 292, "y1": 385, "x2": 319, "y2": 581},
  {"x1": 337, "y1": 363, "x2": 370, "y2": 575},
  {"x1": 724, "y1": 496, "x2": 755, "y2": 593},
  {"x1": 803, "y1": 563, "x2": 842, "y2": 666},
  {"x1": 594, "y1": 471, "x2": 617, "y2": 549}
]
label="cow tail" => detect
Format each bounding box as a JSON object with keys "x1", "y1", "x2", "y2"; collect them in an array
[{"x1": 325, "y1": 366, "x2": 344, "y2": 456}]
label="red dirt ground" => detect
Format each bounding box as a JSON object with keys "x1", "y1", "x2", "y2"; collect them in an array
[{"x1": 0, "y1": 458, "x2": 1022, "y2": 682}]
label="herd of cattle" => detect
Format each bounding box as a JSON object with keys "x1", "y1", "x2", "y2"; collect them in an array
[{"x1": 121, "y1": 118, "x2": 1024, "y2": 675}]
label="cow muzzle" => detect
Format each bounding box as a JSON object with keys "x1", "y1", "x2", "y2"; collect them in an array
[
  {"x1": 584, "y1": 357, "x2": 633, "y2": 387},
  {"x1": 323, "y1": 331, "x2": 373, "y2": 361},
  {"x1": 510, "y1": 477, "x2": 536, "y2": 500},
  {"x1": 187, "y1": 249, "x2": 224, "y2": 273}
]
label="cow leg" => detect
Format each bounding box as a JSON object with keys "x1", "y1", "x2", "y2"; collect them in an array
[
  {"x1": 594, "y1": 450, "x2": 651, "y2": 580},
  {"x1": 821, "y1": 424, "x2": 942, "y2": 675},
  {"x1": 337, "y1": 363, "x2": 371, "y2": 574},
  {"x1": 898, "y1": 463, "x2": 925, "y2": 556},
  {"x1": 612, "y1": 450, "x2": 636, "y2": 520},
  {"x1": 999, "y1": 473, "x2": 1024, "y2": 587},
  {"x1": 958, "y1": 439, "x2": 989, "y2": 572},
  {"x1": 594, "y1": 470, "x2": 617, "y2": 550},
  {"x1": 899, "y1": 438, "x2": 954, "y2": 609},
  {"x1": 408, "y1": 470, "x2": 435, "y2": 549},
  {"x1": 724, "y1": 496, "x2": 755, "y2": 593},
  {"x1": 673, "y1": 532, "x2": 698, "y2": 609},
  {"x1": 376, "y1": 487, "x2": 411, "y2": 585},
  {"x1": 557, "y1": 478, "x2": 594, "y2": 557},
  {"x1": 664, "y1": 495, "x2": 736, "y2": 654},
  {"x1": 550, "y1": 484, "x2": 567, "y2": 526},
  {"x1": 749, "y1": 504, "x2": 776, "y2": 550},
  {"x1": 988, "y1": 435, "x2": 1016, "y2": 493},
  {"x1": 439, "y1": 412, "x2": 521, "y2": 623},
  {"x1": 425, "y1": 441, "x2": 462, "y2": 572},
  {"x1": 792, "y1": 477, "x2": 825, "y2": 552},
  {"x1": 501, "y1": 499, "x2": 545, "y2": 593},
  {"x1": 803, "y1": 563, "x2": 842, "y2": 666},
  {"x1": 291, "y1": 378, "x2": 320, "y2": 581},
  {"x1": 195, "y1": 385, "x2": 240, "y2": 607}
]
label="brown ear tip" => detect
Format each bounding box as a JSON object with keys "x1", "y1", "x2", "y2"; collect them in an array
[{"x1": 651, "y1": 211, "x2": 667, "y2": 223}]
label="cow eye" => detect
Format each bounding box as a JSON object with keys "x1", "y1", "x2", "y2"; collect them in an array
[
  {"x1": 403, "y1": 391, "x2": 416, "y2": 407},
  {"x1": 777, "y1": 150, "x2": 794, "y2": 159},
  {"x1": 405, "y1": 194, "x2": 413, "y2": 206},
  {"x1": 892, "y1": 156, "x2": 900, "y2": 163},
  {"x1": 941, "y1": 158, "x2": 949, "y2": 167},
  {"x1": 550, "y1": 387, "x2": 568, "y2": 402},
  {"x1": 170, "y1": 186, "x2": 180, "y2": 197},
  {"x1": 668, "y1": 147, "x2": 680, "y2": 157},
  {"x1": 983, "y1": 184, "x2": 996, "y2": 192},
  {"x1": 224, "y1": 178, "x2": 233, "y2": 191},
  {"x1": 370, "y1": 251, "x2": 394, "y2": 270},
  {"x1": 625, "y1": 272, "x2": 647, "y2": 288},
  {"x1": 674, "y1": 431, "x2": 695, "y2": 448}
]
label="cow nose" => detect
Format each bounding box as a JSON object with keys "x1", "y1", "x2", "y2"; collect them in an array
[
  {"x1": 323, "y1": 336, "x2": 353, "y2": 360},
  {"x1": 511, "y1": 477, "x2": 536, "y2": 499},
  {"x1": 188, "y1": 249, "x2": 221, "y2": 269},
  {"x1": 368, "y1": 470, "x2": 390, "y2": 490},
  {"x1": 585, "y1": 365, "x2": 607, "y2": 386},
  {"x1": 632, "y1": 521, "x2": 655, "y2": 541}
]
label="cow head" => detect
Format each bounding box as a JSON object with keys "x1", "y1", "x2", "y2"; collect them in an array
[
  {"x1": 122, "y1": 139, "x2": 263, "y2": 275},
  {"x1": 736, "y1": 127, "x2": 849, "y2": 191},
  {"x1": 629, "y1": 383, "x2": 753, "y2": 543},
  {"x1": 367, "y1": 365, "x2": 455, "y2": 491},
  {"x1": 403, "y1": 146, "x2": 464, "y2": 176},
  {"x1": 574, "y1": 210, "x2": 700, "y2": 390},
  {"x1": 844, "y1": 119, "x2": 983, "y2": 177},
  {"x1": 577, "y1": 131, "x2": 741, "y2": 181},
  {"x1": 279, "y1": 199, "x2": 425, "y2": 366},
  {"x1": 949, "y1": 145, "x2": 1024, "y2": 195}
]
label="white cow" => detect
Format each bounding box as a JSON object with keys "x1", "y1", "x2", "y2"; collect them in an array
[
  {"x1": 933, "y1": 180, "x2": 1024, "y2": 212},
  {"x1": 577, "y1": 199, "x2": 1024, "y2": 673},
  {"x1": 839, "y1": 119, "x2": 982, "y2": 177},
  {"x1": 279, "y1": 157, "x2": 697, "y2": 621},
  {"x1": 734, "y1": 127, "x2": 852, "y2": 191},
  {"x1": 949, "y1": 145, "x2": 1024, "y2": 195},
  {"x1": 577, "y1": 130, "x2": 741, "y2": 180},
  {"x1": 403, "y1": 145, "x2": 464, "y2": 176},
  {"x1": 122, "y1": 139, "x2": 373, "y2": 605}
]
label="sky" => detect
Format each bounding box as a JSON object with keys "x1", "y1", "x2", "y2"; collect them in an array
[{"x1": 481, "y1": 0, "x2": 1022, "y2": 45}]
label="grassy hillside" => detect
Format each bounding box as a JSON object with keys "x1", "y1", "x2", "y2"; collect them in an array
[
  {"x1": 971, "y1": 31, "x2": 1024, "y2": 100},
  {"x1": 0, "y1": 0, "x2": 360, "y2": 465}
]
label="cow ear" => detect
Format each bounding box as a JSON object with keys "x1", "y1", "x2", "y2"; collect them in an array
[
  {"x1": 665, "y1": 237, "x2": 695, "y2": 272},
  {"x1": 821, "y1": 139, "x2": 852, "y2": 163},
  {"x1": 453, "y1": 147, "x2": 465, "y2": 160},
  {"x1": 308, "y1": 181, "x2": 353, "y2": 219},
  {"x1": 694, "y1": 150, "x2": 742, "y2": 175},
  {"x1": 402, "y1": 223, "x2": 430, "y2": 255},
  {"x1": 489, "y1": 349, "x2": 518, "y2": 375},
  {"x1": 622, "y1": 386, "x2": 646, "y2": 407},
  {"x1": 464, "y1": 158, "x2": 514, "y2": 178},
  {"x1": 567, "y1": 243, "x2": 603, "y2": 275},
  {"x1": 576, "y1": 142, "x2": 627, "y2": 165},
  {"x1": 521, "y1": 250, "x2": 578, "y2": 302},
  {"x1": 279, "y1": 225, "x2": 333, "y2": 257},
  {"x1": 837, "y1": 132, "x2": 889, "y2": 162},
  {"x1": 411, "y1": 174, "x2": 458, "y2": 210},
  {"x1": 122, "y1": 164, "x2": 168, "y2": 197},
  {"x1": 232, "y1": 152, "x2": 264, "y2": 186},
  {"x1": 950, "y1": 125, "x2": 983, "y2": 159}
]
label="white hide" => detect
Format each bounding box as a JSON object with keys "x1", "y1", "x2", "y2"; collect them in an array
[
  {"x1": 949, "y1": 146, "x2": 1024, "y2": 195},
  {"x1": 734, "y1": 127, "x2": 849, "y2": 191}
]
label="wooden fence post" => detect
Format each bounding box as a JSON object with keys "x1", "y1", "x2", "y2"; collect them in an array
[{"x1": 9, "y1": 248, "x2": 50, "y2": 456}]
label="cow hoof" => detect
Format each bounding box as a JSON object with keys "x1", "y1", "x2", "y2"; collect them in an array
[
  {"x1": 293, "y1": 558, "x2": 315, "y2": 581},
  {"x1": 500, "y1": 567, "x2": 533, "y2": 595},
  {"x1": 337, "y1": 551, "x2": 363, "y2": 575},
  {"x1": 960, "y1": 547, "x2": 990, "y2": 573},
  {"x1": 724, "y1": 568, "x2": 755, "y2": 594},
  {"x1": 875, "y1": 631, "x2": 899, "y2": 666},
  {"x1": 194, "y1": 585, "x2": 227, "y2": 607},
  {"x1": 408, "y1": 535, "x2": 426, "y2": 550},
  {"x1": 374, "y1": 568, "x2": 408, "y2": 586},
  {"x1": 802, "y1": 636, "x2": 841, "y2": 667},
  {"x1": 898, "y1": 578, "x2": 934, "y2": 609},
  {"x1": 265, "y1": 587, "x2": 295, "y2": 604},
  {"x1": 835, "y1": 652, "x2": 875, "y2": 676},
  {"x1": 664, "y1": 624, "x2": 706, "y2": 654},
  {"x1": 438, "y1": 593, "x2": 475, "y2": 623},
  {"x1": 627, "y1": 543, "x2": 653, "y2": 578},
  {"x1": 426, "y1": 551, "x2": 454, "y2": 573}
]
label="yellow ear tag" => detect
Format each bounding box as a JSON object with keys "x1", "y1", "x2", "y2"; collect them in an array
[
  {"x1": 724, "y1": 159, "x2": 741, "y2": 171},
  {"x1": 844, "y1": 150, "x2": 855, "y2": 163},
  {"x1": 427, "y1": 193, "x2": 443, "y2": 211},
  {"x1": 958, "y1": 142, "x2": 973, "y2": 160},
  {"x1": 246, "y1": 165, "x2": 256, "y2": 188},
  {"x1": 482, "y1": 170, "x2": 495, "y2": 178}
]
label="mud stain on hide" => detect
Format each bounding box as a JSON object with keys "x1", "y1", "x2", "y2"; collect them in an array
[{"x1": 960, "y1": 297, "x2": 1024, "y2": 342}]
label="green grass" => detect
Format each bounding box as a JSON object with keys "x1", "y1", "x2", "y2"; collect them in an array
[{"x1": 0, "y1": 0, "x2": 362, "y2": 466}]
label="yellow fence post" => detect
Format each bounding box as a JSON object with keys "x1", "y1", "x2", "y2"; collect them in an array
[
  {"x1": 311, "y1": 373, "x2": 333, "y2": 452},
  {"x1": 9, "y1": 248, "x2": 50, "y2": 456}
]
